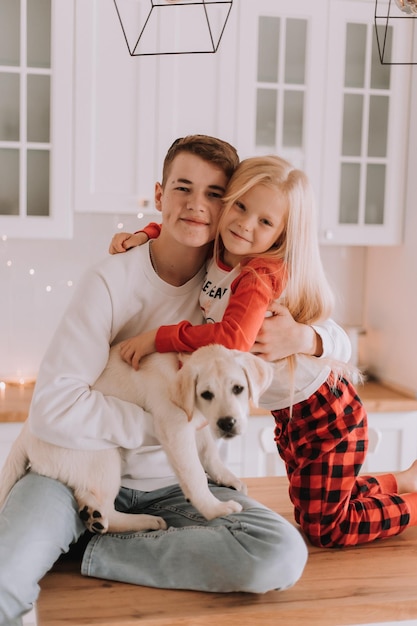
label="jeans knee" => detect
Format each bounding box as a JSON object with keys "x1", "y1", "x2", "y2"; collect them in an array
[
  {"x1": 268, "y1": 521, "x2": 308, "y2": 590},
  {"x1": 238, "y1": 509, "x2": 308, "y2": 593}
]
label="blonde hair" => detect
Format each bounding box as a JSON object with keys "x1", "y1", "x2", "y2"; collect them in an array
[{"x1": 217, "y1": 155, "x2": 334, "y2": 325}]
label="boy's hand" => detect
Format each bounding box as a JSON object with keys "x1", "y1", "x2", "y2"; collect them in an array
[
  {"x1": 119, "y1": 330, "x2": 157, "y2": 370},
  {"x1": 109, "y1": 232, "x2": 149, "y2": 254},
  {"x1": 252, "y1": 303, "x2": 323, "y2": 361}
]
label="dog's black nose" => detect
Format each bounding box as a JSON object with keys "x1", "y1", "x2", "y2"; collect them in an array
[{"x1": 217, "y1": 416, "x2": 236, "y2": 434}]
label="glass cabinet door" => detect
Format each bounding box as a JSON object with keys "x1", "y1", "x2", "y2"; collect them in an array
[
  {"x1": 0, "y1": 0, "x2": 50, "y2": 218},
  {"x1": 255, "y1": 15, "x2": 307, "y2": 167},
  {"x1": 0, "y1": 0, "x2": 73, "y2": 239},
  {"x1": 339, "y1": 22, "x2": 390, "y2": 227},
  {"x1": 235, "y1": 0, "x2": 328, "y2": 209},
  {"x1": 321, "y1": 0, "x2": 411, "y2": 245}
]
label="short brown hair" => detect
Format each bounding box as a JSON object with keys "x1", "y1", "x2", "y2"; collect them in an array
[{"x1": 161, "y1": 135, "x2": 239, "y2": 187}]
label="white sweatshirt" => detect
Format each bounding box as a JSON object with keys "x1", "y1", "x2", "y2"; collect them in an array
[
  {"x1": 29, "y1": 242, "x2": 351, "y2": 490},
  {"x1": 29, "y1": 244, "x2": 206, "y2": 490}
]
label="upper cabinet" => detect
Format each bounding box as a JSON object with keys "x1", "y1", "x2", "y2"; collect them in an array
[
  {"x1": 0, "y1": 0, "x2": 74, "y2": 239},
  {"x1": 321, "y1": 1, "x2": 412, "y2": 245},
  {"x1": 236, "y1": 0, "x2": 413, "y2": 246},
  {"x1": 73, "y1": 0, "x2": 239, "y2": 216},
  {"x1": 74, "y1": 0, "x2": 414, "y2": 245},
  {"x1": 7, "y1": 1, "x2": 410, "y2": 242}
]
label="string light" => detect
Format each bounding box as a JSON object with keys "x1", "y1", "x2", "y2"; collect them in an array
[{"x1": 0, "y1": 214, "x2": 150, "y2": 380}]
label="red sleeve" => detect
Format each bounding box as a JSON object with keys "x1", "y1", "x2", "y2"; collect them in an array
[
  {"x1": 155, "y1": 258, "x2": 286, "y2": 353},
  {"x1": 134, "y1": 222, "x2": 161, "y2": 239}
]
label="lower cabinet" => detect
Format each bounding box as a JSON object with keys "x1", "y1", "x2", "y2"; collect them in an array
[
  {"x1": 225, "y1": 411, "x2": 417, "y2": 478},
  {"x1": 363, "y1": 412, "x2": 417, "y2": 473}
]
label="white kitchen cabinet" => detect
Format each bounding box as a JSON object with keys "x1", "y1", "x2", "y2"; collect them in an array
[
  {"x1": 235, "y1": 0, "x2": 329, "y2": 199},
  {"x1": 225, "y1": 414, "x2": 286, "y2": 478},
  {"x1": 235, "y1": 0, "x2": 412, "y2": 246},
  {"x1": 73, "y1": 0, "x2": 412, "y2": 245},
  {"x1": 320, "y1": 0, "x2": 412, "y2": 245},
  {"x1": 364, "y1": 411, "x2": 417, "y2": 473},
  {"x1": 73, "y1": 0, "x2": 239, "y2": 215},
  {"x1": 226, "y1": 410, "x2": 417, "y2": 478},
  {"x1": 0, "y1": 0, "x2": 74, "y2": 239}
]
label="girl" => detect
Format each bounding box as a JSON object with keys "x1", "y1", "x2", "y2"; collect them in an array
[{"x1": 115, "y1": 155, "x2": 417, "y2": 548}]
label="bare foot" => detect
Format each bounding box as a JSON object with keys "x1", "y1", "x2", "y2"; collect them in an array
[{"x1": 394, "y1": 459, "x2": 417, "y2": 493}]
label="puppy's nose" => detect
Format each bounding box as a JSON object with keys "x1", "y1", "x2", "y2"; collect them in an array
[{"x1": 217, "y1": 416, "x2": 236, "y2": 434}]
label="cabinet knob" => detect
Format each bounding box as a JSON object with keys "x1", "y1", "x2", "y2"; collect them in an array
[{"x1": 324, "y1": 229, "x2": 334, "y2": 240}]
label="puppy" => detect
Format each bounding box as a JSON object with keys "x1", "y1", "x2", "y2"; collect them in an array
[{"x1": 0, "y1": 345, "x2": 273, "y2": 533}]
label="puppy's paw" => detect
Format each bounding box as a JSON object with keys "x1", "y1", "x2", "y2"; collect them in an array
[
  {"x1": 204, "y1": 499, "x2": 243, "y2": 520},
  {"x1": 216, "y1": 475, "x2": 248, "y2": 495},
  {"x1": 79, "y1": 505, "x2": 108, "y2": 534},
  {"x1": 228, "y1": 479, "x2": 248, "y2": 495},
  {"x1": 136, "y1": 514, "x2": 168, "y2": 531}
]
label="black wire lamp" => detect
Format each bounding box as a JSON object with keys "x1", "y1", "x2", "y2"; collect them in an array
[
  {"x1": 375, "y1": 0, "x2": 417, "y2": 64},
  {"x1": 114, "y1": 0, "x2": 234, "y2": 56}
]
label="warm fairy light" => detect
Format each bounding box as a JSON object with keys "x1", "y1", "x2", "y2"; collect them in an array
[{"x1": 1, "y1": 242, "x2": 76, "y2": 382}]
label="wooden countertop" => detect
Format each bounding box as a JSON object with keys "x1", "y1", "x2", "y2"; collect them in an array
[
  {"x1": 0, "y1": 383, "x2": 35, "y2": 423},
  {"x1": 1, "y1": 379, "x2": 417, "y2": 424},
  {"x1": 38, "y1": 475, "x2": 417, "y2": 626},
  {"x1": 251, "y1": 379, "x2": 417, "y2": 415}
]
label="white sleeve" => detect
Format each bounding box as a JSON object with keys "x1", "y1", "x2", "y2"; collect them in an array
[
  {"x1": 29, "y1": 266, "x2": 150, "y2": 451},
  {"x1": 311, "y1": 318, "x2": 352, "y2": 363}
]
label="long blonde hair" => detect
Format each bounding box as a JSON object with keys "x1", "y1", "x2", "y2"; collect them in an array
[{"x1": 217, "y1": 155, "x2": 334, "y2": 325}]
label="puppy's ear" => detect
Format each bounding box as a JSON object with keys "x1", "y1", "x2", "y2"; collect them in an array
[
  {"x1": 169, "y1": 357, "x2": 197, "y2": 421},
  {"x1": 235, "y1": 352, "x2": 274, "y2": 406}
]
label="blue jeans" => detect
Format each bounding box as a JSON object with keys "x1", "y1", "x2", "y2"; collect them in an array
[{"x1": 0, "y1": 473, "x2": 308, "y2": 625}]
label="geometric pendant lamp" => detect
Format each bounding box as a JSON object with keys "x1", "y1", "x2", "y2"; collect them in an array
[
  {"x1": 374, "y1": 0, "x2": 417, "y2": 64},
  {"x1": 113, "y1": 0, "x2": 234, "y2": 56}
]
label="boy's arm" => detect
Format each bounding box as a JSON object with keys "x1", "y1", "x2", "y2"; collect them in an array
[
  {"x1": 29, "y1": 267, "x2": 152, "y2": 451},
  {"x1": 109, "y1": 223, "x2": 162, "y2": 254}
]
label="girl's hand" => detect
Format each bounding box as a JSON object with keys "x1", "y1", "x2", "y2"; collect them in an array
[
  {"x1": 109, "y1": 232, "x2": 149, "y2": 254},
  {"x1": 119, "y1": 330, "x2": 157, "y2": 370},
  {"x1": 252, "y1": 303, "x2": 323, "y2": 361}
]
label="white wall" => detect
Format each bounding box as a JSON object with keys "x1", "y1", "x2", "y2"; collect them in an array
[
  {"x1": 0, "y1": 211, "x2": 366, "y2": 381},
  {"x1": 0, "y1": 212, "x2": 148, "y2": 381},
  {"x1": 363, "y1": 69, "x2": 417, "y2": 396}
]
